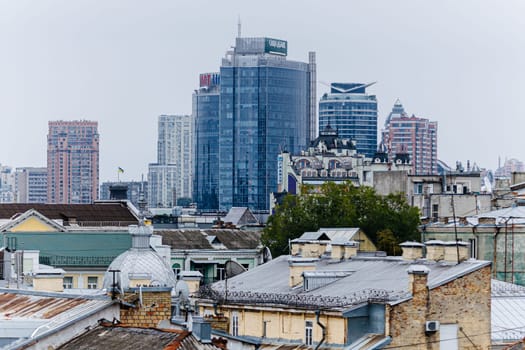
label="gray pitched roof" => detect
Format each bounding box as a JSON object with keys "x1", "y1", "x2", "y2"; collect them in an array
[
  {"x1": 222, "y1": 207, "x2": 259, "y2": 226},
  {"x1": 203, "y1": 255, "x2": 490, "y2": 309},
  {"x1": 492, "y1": 279, "x2": 525, "y2": 342},
  {"x1": 57, "y1": 324, "x2": 222, "y2": 350},
  {"x1": 156, "y1": 229, "x2": 262, "y2": 250}
]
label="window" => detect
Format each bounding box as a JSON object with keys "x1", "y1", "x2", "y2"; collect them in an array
[
  {"x1": 63, "y1": 276, "x2": 73, "y2": 289},
  {"x1": 469, "y1": 238, "x2": 477, "y2": 259},
  {"x1": 432, "y1": 204, "x2": 439, "y2": 222},
  {"x1": 87, "y1": 276, "x2": 98, "y2": 289},
  {"x1": 231, "y1": 312, "x2": 239, "y2": 336},
  {"x1": 172, "y1": 263, "x2": 181, "y2": 278},
  {"x1": 305, "y1": 321, "x2": 313, "y2": 346}
]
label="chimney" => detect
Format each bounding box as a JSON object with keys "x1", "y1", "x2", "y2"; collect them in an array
[
  {"x1": 192, "y1": 316, "x2": 212, "y2": 343},
  {"x1": 179, "y1": 271, "x2": 203, "y2": 294},
  {"x1": 32, "y1": 268, "x2": 66, "y2": 292},
  {"x1": 302, "y1": 241, "x2": 323, "y2": 258},
  {"x1": 478, "y1": 217, "x2": 496, "y2": 225},
  {"x1": 290, "y1": 240, "x2": 303, "y2": 256},
  {"x1": 443, "y1": 241, "x2": 469, "y2": 263},
  {"x1": 399, "y1": 241, "x2": 424, "y2": 260},
  {"x1": 425, "y1": 240, "x2": 445, "y2": 261},
  {"x1": 344, "y1": 241, "x2": 359, "y2": 259},
  {"x1": 289, "y1": 257, "x2": 317, "y2": 287},
  {"x1": 407, "y1": 265, "x2": 430, "y2": 304}
]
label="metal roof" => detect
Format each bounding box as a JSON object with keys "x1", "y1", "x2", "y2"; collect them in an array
[
  {"x1": 476, "y1": 206, "x2": 525, "y2": 224},
  {"x1": 0, "y1": 202, "x2": 139, "y2": 227},
  {"x1": 103, "y1": 248, "x2": 176, "y2": 290},
  {"x1": 491, "y1": 280, "x2": 525, "y2": 342},
  {"x1": 157, "y1": 229, "x2": 262, "y2": 250},
  {"x1": 222, "y1": 207, "x2": 259, "y2": 226},
  {"x1": 56, "y1": 324, "x2": 223, "y2": 350},
  {"x1": 0, "y1": 290, "x2": 114, "y2": 344},
  {"x1": 202, "y1": 255, "x2": 490, "y2": 310}
]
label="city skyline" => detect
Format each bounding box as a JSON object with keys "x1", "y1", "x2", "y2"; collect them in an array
[{"x1": 2, "y1": 1, "x2": 525, "y2": 182}]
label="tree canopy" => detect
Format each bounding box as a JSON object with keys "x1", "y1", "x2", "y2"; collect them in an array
[{"x1": 261, "y1": 182, "x2": 420, "y2": 257}]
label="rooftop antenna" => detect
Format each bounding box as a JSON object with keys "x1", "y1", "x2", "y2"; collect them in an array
[{"x1": 237, "y1": 15, "x2": 241, "y2": 38}]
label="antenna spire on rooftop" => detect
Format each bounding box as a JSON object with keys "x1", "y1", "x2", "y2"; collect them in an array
[{"x1": 237, "y1": 15, "x2": 242, "y2": 38}]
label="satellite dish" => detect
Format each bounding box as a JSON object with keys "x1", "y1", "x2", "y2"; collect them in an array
[
  {"x1": 173, "y1": 280, "x2": 190, "y2": 303},
  {"x1": 225, "y1": 260, "x2": 247, "y2": 278},
  {"x1": 262, "y1": 246, "x2": 273, "y2": 263}
]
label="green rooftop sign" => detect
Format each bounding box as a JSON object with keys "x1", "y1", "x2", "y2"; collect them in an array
[{"x1": 265, "y1": 38, "x2": 287, "y2": 56}]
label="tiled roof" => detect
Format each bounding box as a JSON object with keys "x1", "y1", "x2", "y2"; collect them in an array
[
  {"x1": 57, "y1": 324, "x2": 222, "y2": 350},
  {"x1": 0, "y1": 202, "x2": 139, "y2": 226},
  {"x1": 157, "y1": 230, "x2": 262, "y2": 250}
]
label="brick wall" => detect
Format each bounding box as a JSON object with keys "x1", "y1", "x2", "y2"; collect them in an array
[
  {"x1": 119, "y1": 290, "x2": 172, "y2": 328},
  {"x1": 387, "y1": 265, "x2": 491, "y2": 350}
]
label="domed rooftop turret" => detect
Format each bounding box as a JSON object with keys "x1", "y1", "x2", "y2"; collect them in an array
[
  {"x1": 103, "y1": 224, "x2": 176, "y2": 291},
  {"x1": 310, "y1": 124, "x2": 356, "y2": 151}
]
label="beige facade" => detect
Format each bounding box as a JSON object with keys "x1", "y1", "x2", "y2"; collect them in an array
[
  {"x1": 387, "y1": 266, "x2": 491, "y2": 350},
  {"x1": 197, "y1": 242, "x2": 491, "y2": 349}
]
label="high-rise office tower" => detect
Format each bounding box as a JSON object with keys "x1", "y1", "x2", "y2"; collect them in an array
[
  {"x1": 382, "y1": 100, "x2": 438, "y2": 174},
  {"x1": 318, "y1": 82, "x2": 378, "y2": 158},
  {"x1": 47, "y1": 120, "x2": 99, "y2": 204},
  {"x1": 15, "y1": 167, "x2": 48, "y2": 203},
  {"x1": 193, "y1": 73, "x2": 220, "y2": 210},
  {"x1": 217, "y1": 36, "x2": 316, "y2": 211},
  {"x1": 148, "y1": 114, "x2": 193, "y2": 208}
]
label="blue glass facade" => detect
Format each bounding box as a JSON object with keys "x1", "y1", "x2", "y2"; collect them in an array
[
  {"x1": 319, "y1": 83, "x2": 378, "y2": 158},
  {"x1": 218, "y1": 39, "x2": 312, "y2": 211},
  {"x1": 193, "y1": 82, "x2": 220, "y2": 210}
]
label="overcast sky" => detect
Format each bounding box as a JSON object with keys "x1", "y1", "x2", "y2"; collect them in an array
[{"x1": 1, "y1": 0, "x2": 524, "y2": 182}]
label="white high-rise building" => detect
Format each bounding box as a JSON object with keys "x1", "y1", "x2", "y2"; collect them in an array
[
  {"x1": 15, "y1": 167, "x2": 48, "y2": 203},
  {"x1": 148, "y1": 115, "x2": 193, "y2": 208}
]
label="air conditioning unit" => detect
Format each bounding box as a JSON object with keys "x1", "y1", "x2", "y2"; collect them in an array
[{"x1": 425, "y1": 321, "x2": 440, "y2": 332}]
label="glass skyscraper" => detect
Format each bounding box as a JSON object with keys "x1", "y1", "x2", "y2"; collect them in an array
[
  {"x1": 193, "y1": 73, "x2": 220, "y2": 210},
  {"x1": 318, "y1": 83, "x2": 378, "y2": 158},
  {"x1": 216, "y1": 37, "x2": 316, "y2": 211}
]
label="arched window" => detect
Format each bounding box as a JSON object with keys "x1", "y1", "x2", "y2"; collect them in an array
[{"x1": 172, "y1": 263, "x2": 181, "y2": 279}]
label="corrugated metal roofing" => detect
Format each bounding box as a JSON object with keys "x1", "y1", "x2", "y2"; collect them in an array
[
  {"x1": 207, "y1": 255, "x2": 490, "y2": 307},
  {"x1": 56, "y1": 325, "x2": 223, "y2": 350},
  {"x1": 222, "y1": 207, "x2": 258, "y2": 226},
  {"x1": 0, "y1": 290, "x2": 114, "y2": 342},
  {"x1": 492, "y1": 280, "x2": 525, "y2": 342}
]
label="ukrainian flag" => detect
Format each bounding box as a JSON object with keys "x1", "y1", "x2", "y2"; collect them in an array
[{"x1": 118, "y1": 167, "x2": 124, "y2": 173}]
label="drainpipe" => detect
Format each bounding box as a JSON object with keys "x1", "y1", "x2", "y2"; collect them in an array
[
  {"x1": 315, "y1": 310, "x2": 326, "y2": 350},
  {"x1": 493, "y1": 226, "x2": 501, "y2": 278}
]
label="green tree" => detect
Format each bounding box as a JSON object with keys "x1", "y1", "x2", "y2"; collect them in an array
[{"x1": 262, "y1": 182, "x2": 420, "y2": 257}]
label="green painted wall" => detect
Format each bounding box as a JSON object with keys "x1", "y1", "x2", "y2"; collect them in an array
[{"x1": 2, "y1": 232, "x2": 131, "y2": 267}]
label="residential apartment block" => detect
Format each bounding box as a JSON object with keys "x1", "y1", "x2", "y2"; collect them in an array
[
  {"x1": 148, "y1": 115, "x2": 193, "y2": 208},
  {"x1": 47, "y1": 120, "x2": 99, "y2": 204},
  {"x1": 15, "y1": 167, "x2": 48, "y2": 203},
  {"x1": 382, "y1": 100, "x2": 437, "y2": 175}
]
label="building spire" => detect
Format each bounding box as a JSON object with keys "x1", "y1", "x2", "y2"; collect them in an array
[{"x1": 237, "y1": 15, "x2": 241, "y2": 38}]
